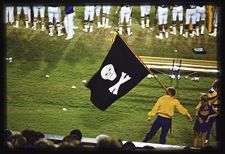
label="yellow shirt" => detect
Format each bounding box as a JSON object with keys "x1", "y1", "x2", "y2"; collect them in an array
[{"x1": 148, "y1": 95, "x2": 189, "y2": 118}]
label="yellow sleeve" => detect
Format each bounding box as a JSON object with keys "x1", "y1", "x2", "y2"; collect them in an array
[
  {"x1": 175, "y1": 100, "x2": 189, "y2": 115},
  {"x1": 148, "y1": 98, "x2": 160, "y2": 117}
]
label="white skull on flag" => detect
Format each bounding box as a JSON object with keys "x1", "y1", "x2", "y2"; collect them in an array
[{"x1": 101, "y1": 64, "x2": 117, "y2": 81}]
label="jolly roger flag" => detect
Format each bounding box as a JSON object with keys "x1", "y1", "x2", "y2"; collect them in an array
[{"x1": 86, "y1": 35, "x2": 149, "y2": 111}]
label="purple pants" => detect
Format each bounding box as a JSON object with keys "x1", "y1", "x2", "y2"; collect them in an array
[{"x1": 143, "y1": 115, "x2": 172, "y2": 144}]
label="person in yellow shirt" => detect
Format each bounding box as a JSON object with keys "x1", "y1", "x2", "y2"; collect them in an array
[{"x1": 143, "y1": 87, "x2": 193, "y2": 144}]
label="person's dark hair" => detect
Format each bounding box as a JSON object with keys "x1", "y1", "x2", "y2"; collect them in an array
[
  {"x1": 166, "y1": 87, "x2": 176, "y2": 96},
  {"x1": 21, "y1": 129, "x2": 42, "y2": 146},
  {"x1": 123, "y1": 141, "x2": 136, "y2": 150},
  {"x1": 69, "y1": 129, "x2": 82, "y2": 141},
  {"x1": 36, "y1": 131, "x2": 45, "y2": 139}
]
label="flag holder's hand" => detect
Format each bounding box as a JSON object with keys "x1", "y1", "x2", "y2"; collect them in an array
[
  {"x1": 146, "y1": 116, "x2": 152, "y2": 122},
  {"x1": 187, "y1": 113, "x2": 193, "y2": 122}
]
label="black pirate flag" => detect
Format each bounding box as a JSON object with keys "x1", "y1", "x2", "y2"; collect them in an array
[{"x1": 86, "y1": 35, "x2": 149, "y2": 111}]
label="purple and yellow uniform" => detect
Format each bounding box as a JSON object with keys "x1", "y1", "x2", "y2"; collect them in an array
[
  {"x1": 143, "y1": 94, "x2": 191, "y2": 144},
  {"x1": 194, "y1": 103, "x2": 214, "y2": 132}
]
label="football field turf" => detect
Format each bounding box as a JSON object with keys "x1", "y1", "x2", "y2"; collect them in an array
[{"x1": 6, "y1": 5, "x2": 218, "y2": 147}]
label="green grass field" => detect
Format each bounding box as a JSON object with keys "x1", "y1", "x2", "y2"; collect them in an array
[{"x1": 6, "y1": 6, "x2": 218, "y2": 147}]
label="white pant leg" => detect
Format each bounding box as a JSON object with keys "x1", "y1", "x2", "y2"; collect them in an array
[
  {"x1": 191, "y1": 9, "x2": 196, "y2": 25},
  {"x1": 200, "y1": 7, "x2": 206, "y2": 21},
  {"x1": 89, "y1": 9, "x2": 94, "y2": 21},
  {"x1": 177, "y1": 7, "x2": 183, "y2": 21},
  {"x1": 162, "y1": 8, "x2": 168, "y2": 24},
  {"x1": 157, "y1": 7, "x2": 163, "y2": 25},
  {"x1": 95, "y1": 5, "x2": 101, "y2": 17},
  {"x1": 5, "y1": 7, "x2": 9, "y2": 23},
  {"x1": 64, "y1": 15, "x2": 69, "y2": 34},
  {"x1": 185, "y1": 9, "x2": 192, "y2": 25},
  {"x1": 28, "y1": 7, "x2": 31, "y2": 22},
  {"x1": 125, "y1": 12, "x2": 130, "y2": 23},
  {"x1": 67, "y1": 13, "x2": 74, "y2": 37},
  {"x1": 120, "y1": 8, "x2": 125, "y2": 23},
  {"x1": 145, "y1": 5, "x2": 150, "y2": 15},
  {"x1": 16, "y1": 6, "x2": 22, "y2": 15},
  {"x1": 40, "y1": 6, "x2": 45, "y2": 18},
  {"x1": 172, "y1": 7, "x2": 178, "y2": 21},
  {"x1": 84, "y1": 8, "x2": 89, "y2": 21},
  {"x1": 140, "y1": 5, "x2": 145, "y2": 17},
  {"x1": 23, "y1": 6, "x2": 28, "y2": 15},
  {"x1": 54, "y1": 11, "x2": 60, "y2": 23},
  {"x1": 48, "y1": 7, "x2": 54, "y2": 23},
  {"x1": 103, "y1": 5, "x2": 111, "y2": 14},
  {"x1": 33, "y1": 6, "x2": 39, "y2": 18}
]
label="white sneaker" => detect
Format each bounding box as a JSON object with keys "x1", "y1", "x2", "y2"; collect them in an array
[
  {"x1": 156, "y1": 34, "x2": 163, "y2": 40},
  {"x1": 128, "y1": 32, "x2": 133, "y2": 36},
  {"x1": 189, "y1": 32, "x2": 194, "y2": 38},
  {"x1": 183, "y1": 33, "x2": 188, "y2": 38},
  {"x1": 83, "y1": 28, "x2": 88, "y2": 32},
  {"x1": 97, "y1": 24, "x2": 102, "y2": 29},
  {"x1": 208, "y1": 32, "x2": 216, "y2": 37},
  {"x1": 170, "y1": 31, "x2": 176, "y2": 35},
  {"x1": 32, "y1": 26, "x2": 36, "y2": 30},
  {"x1": 165, "y1": 32, "x2": 169, "y2": 38},
  {"x1": 58, "y1": 33, "x2": 64, "y2": 36},
  {"x1": 13, "y1": 25, "x2": 19, "y2": 28},
  {"x1": 65, "y1": 36, "x2": 73, "y2": 40},
  {"x1": 104, "y1": 25, "x2": 111, "y2": 29},
  {"x1": 89, "y1": 27, "x2": 93, "y2": 33},
  {"x1": 49, "y1": 32, "x2": 53, "y2": 36},
  {"x1": 41, "y1": 26, "x2": 46, "y2": 31}
]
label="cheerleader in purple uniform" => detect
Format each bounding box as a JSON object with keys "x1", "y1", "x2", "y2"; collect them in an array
[{"x1": 193, "y1": 93, "x2": 217, "y2": 147}]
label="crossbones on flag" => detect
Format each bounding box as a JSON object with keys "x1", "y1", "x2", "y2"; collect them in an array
[{"x1": 86, "y1": 35, "x2": 149, "y2": 111}]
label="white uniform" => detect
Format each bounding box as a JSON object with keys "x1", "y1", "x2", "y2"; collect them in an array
[
  {"x1": 118, "y1": 5, "x2": 132, "y2": 36},
  {"x1": 32, "y1": 6, "x2": 46, "y2": 31},
  {"x1": 13, "y1": 6, "x2": 30, "y2": 28},
  {"x1": 185, "y1": 5, "x2": 196, "y2": 25},
  {"x1": 48, "y1": 6, "x2": 63, "y2": 36},
  {"x1": 157, "y1": 5, "x2": 168, "y2": 25},
  {"x1": 171, "y1": 5, "x2": 183, "y2": 35},
  {"x1": 156, "y1": 5, "x2": 169, "y2": 39},
  {"x1": 102, "y1": 5, "x2": 111, "y2": 28},
  {"x1": 140, "y1": 5, "x2": 151, "y2": 28},
  {"x1": 95, "y1": 5, "x2": 102, "y2": 28},
  {"x1": 83, "y1": 5, "x2": 95, "y2": 32},
  {"x1": 33, "y1": 6, "x2": 45, "y2": 18},
  {"x1": 196, "y1": 5, "x2": 206, "y2": 35},
  {"x1": 183, "y1": 5, "x2": 197, "y2": 38},
  {"x1": 5, "y1": 6, "x2": 14, "y2": 24},
  {"x1": 64, "y1": 6, "x2": 75, "y2": 40}
]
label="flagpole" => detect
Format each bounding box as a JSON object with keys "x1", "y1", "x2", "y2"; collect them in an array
[{"x1": 117, "y1": 34, "x2": 169, "y2": 94}]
